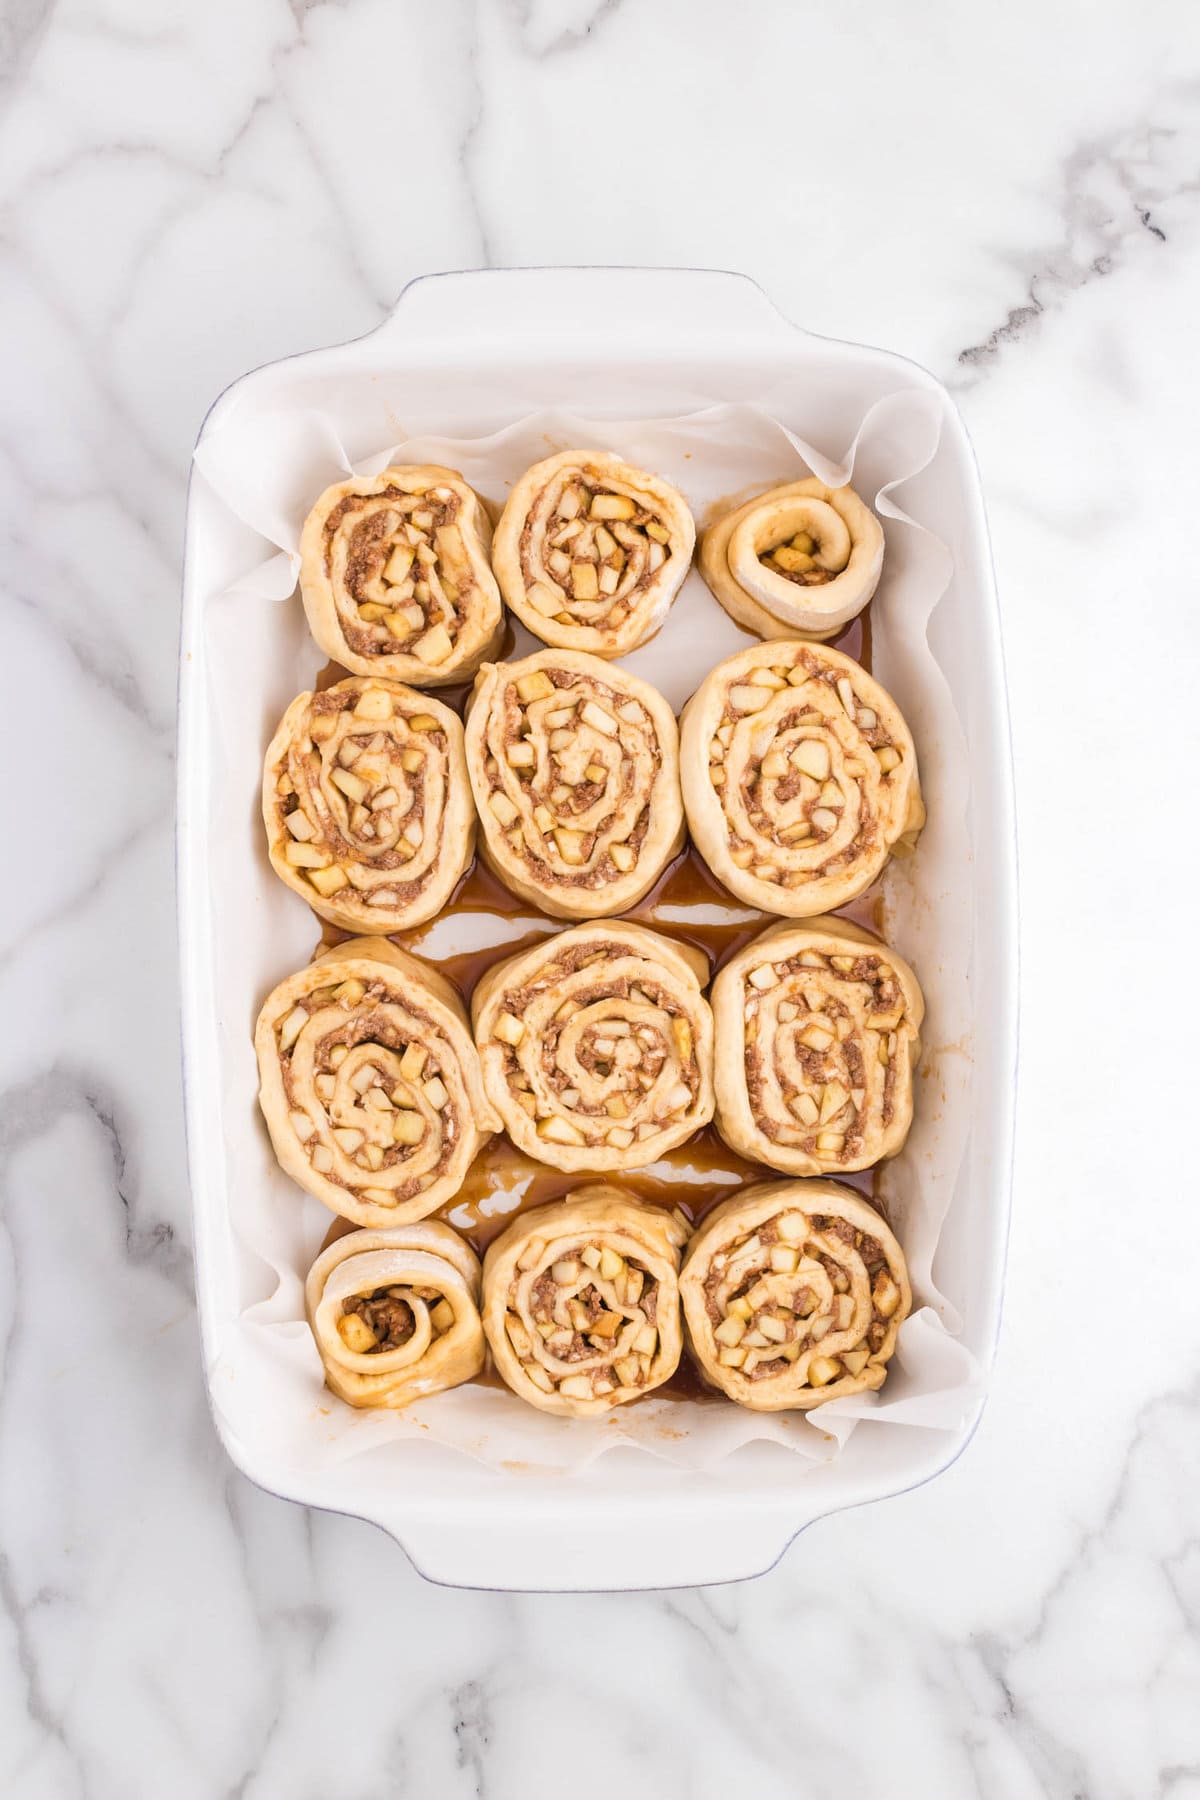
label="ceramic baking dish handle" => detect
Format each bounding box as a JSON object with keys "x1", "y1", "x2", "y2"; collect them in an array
[
  {"x1": 368, "y1": 266, "x2": 800, "y2": 358},
  {"x1": 383, "y1": 1499, "x2": 817, "y2": 1591}
]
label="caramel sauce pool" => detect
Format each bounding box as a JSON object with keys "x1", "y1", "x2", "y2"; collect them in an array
[{"x1": 310, "y1": 600, "x2": 886, "y2": 1403}]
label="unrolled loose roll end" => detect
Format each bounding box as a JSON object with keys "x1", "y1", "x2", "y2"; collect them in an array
[
  {"x1": 306, "y1": 1223, "x2": 484, "y2": 1409},
  {"x1": 700, "y1": 478, "x2": 883, "y2": 641}
]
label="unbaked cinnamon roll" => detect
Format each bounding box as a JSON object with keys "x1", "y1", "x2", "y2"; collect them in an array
[
  {"x1": 305, "y1": 1223, "x2": 484, "y2": 1409},
  {"x1": 492, "y1": 449, "x2": 694, "y2": 657},
  {"x1": 262, "y1": 677, "x2": 474, "y2": 932},
  {"x1": 472, "y1": 922, "x2": 714, "y2": 1171},
  {"x1": 712, "y1": 919, "x2": 924, "y2": 1175},
  {"x1": 254, "y1": 937, "x2": 497, "y2": 1227},
  {"x1": 298, "y1": 466, "x2": 503, "y2": 686},
  {"x1": 464, "y1": 649, "x2": 683, "y2": 918},
  {"x1": 680, "y1": 640, "x2": 923, "y2": 915},
  {"x1": 680, "y1": 1180, "x2": 910, "y2": 1410},
  {"x1": 700, "y1": 479, "x2": 883, "y2": 639},
  {"x1": 482, "y1": 1188, "x2": 685, "y2": 1415}
]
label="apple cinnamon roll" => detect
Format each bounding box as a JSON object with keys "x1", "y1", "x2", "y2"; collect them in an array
[
  {"x1": 298, "y1": 465, "x2": 503, "y2": 687},
  {"x1": 464, "y1": 649, "x2": 684, "y2": 918},
  {"x1": 472, "y1": 922, "x2": 714, "y2": 1171},
  {"x1": 700, "y1": 479, "x2": 883, "y2": 640},
  {"x1": 482, "y1": 1189, "x2": 685, "y2": 1415},
  {"x1": 262, "y1": 677, "x2": 474, "y2": 932},
  {"x1": 680, "y1": 1180, "x2": 910, "y2": 1410},
  {"x1": 305, "y1": 1223, "x2": 484, "y2": 1409},
  {"x1": 492, "y1": 449, "x2": 695, "y2": 657},
  {"x1": 680, "y1": 640, "x2": 923, "y2": 915},
  {"x1": 712, "y1": 919, "x2": 924, "y2": 1175},
  {"x1": 254, "y1": 937, "x2": 498, "y2": 1227}
]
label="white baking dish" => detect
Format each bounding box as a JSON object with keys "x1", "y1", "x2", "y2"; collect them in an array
[{"x1": 178, "y1": 267, "x2": 1017, "y2": 1590}]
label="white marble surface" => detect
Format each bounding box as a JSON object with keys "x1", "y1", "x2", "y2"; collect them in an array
[{"x1": 1, "y1": 0, "x2": 1197, "y2": 1793}]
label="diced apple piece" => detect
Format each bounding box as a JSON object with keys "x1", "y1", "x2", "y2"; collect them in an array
[
  {"x1": 285, "y1": 841, "x2": 331, "y2": 869},
  {"x1": 728, "y1": 684, "x2": 772, "y2": 713},
  {"x1": 553, "y1": 827, "x2": 585, "y2": 865},
  {"x1": 278, "y1": 1006, "x2": 309, "y2": 1052},
  {"x1": 571, "y1": 562, "x2": 599, "y2": 600},
  {"x1": 413, "y1": 623, "x2": 453, "y2": 666},
  {"x1": 537, "y1": 1115, "x2": 586, "y2": 1145},
  {"x1": 430, "y1": 1299, "x2": 456, "y2": 1333},
  {"x1": 598, "y1": 1247, "x2": 624, "y2": 1282},
  {"x1": 873, "y1": 1273, "x2": 901, "y2": 1318},
  {"x1": 309, "y1": 865, "x2": 349, "y2": 898},
  {"x1": 516, "y1": 671, "x2": 556, "y2": 704},
  {"x1": 590, "y1": 493, "x2": 636, "y2": 520},
  {"x1": 354, "y1": 688, "x2": 393, "y2": 721},
  {"x1": 383, "y1": 544, "x2": 414, "y2": 584},
  {"x1": 807, "y1": 1355, "x2": 843, "y2": 1387},
  {"x1": 331, "y1": 767, "x2": 368, "y2": 803},
  {"x1": 338, "y1": 1312, "x2": 378, "y2": 1352},
  {"x1": 493, "y1": 1012, "x2": 525, "y2": 1047}
]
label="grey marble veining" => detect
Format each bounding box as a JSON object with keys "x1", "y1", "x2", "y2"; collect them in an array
[{"x1": 2, "y1": 0, "x2": 1198, "y2": 1793}]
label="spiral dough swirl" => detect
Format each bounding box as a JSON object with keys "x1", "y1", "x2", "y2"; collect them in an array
[
  {"x1": 298, "y1": 465, "x2": 503, "y2": 687},
  {"x1": 482, "y1": 1189, "x2": 685, "y2": 1415},
  {"x1": 680, "y1": 639, "x2": 924, "y2": 916},
  {"x1": 472, "y1": 922, "x2": 714, "y2": 1172},
  {"x1": 712, "y1": 918, "x2": 924, "y2": 1176},
  {"x1": 255, "y1": 937, "x2": 498, "y2": 1227},
  {"x1": 492, "y1": 449, "x2": 695, "y2": 658},
  {"x1": 680, "y1": 1180, "x2": 911, "y2": 1411},
  {"x1": 465, "y1": 649, "x2": 684, "y2": 918},
  {"x1": 263, "y1": 677, "x2": 475, "y2": 932}
]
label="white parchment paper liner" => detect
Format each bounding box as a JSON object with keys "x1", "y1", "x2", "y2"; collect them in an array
[{"x1": 193, "y1": 400, "x2": 984, "y2": 1473}]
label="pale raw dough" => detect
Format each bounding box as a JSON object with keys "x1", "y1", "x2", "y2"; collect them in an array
[
  {"x1": 679, "y1": 1179, "x2": 911, "y2": 1411},
  {"x1": 254, "y1": 936, "x2": 498, "y2": 1227},
  {"x1": 492, "y1": 449, "x2": 694, "y2": 657},
  {"x1": 262, "y1": 676, "x2": 475, "y2": 932},
  {"x1": 482, "y1": 1188, "x2": 685, "y2": 1416},
  {"x1": 472, "y1": 921, "x2": 714, "y2": 1172},
  {"x1": 699, "y1": 478, "x2": 883, "y2": 639},
  {"x1": 464, "y1": 648, "x2": 684, "y2": 919},
  {"x1": 306, "y1": 1222, "x2": 484, "y2": 1409},
  {"x1": 679, "y1": 638, "x2": 924, "y2": 916},
  {"x1": 712, "y1": 917, "x2": 924, "y2": 1176},
  {"x1": 298, "y1": 464, "x2": 503, "y2": 687}
]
